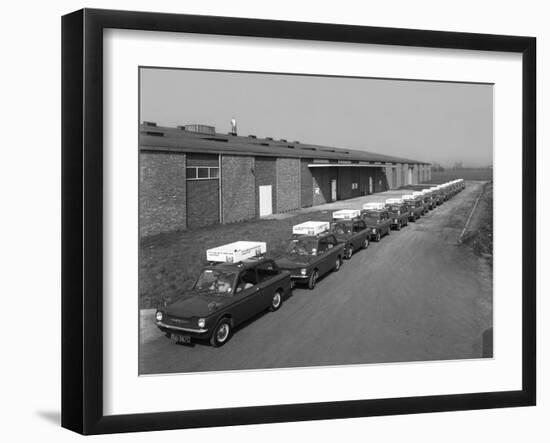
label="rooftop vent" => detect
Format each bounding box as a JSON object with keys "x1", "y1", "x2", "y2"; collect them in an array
[
  {"x1": 266, "y1": 137, "x2": 274, "y2": 141},
  {"x1": 293, "y1": 140, "x2": 300, "y2": 144},
  {"x1": 280, "y1": 139, "x2": 288, "y2": 142},
  {"x1": 184, "y1": 124, "x2": 216, "y2": 134},
  {"x1": 143, "y1": 121, "x2": 157, "y2": 127},
  {"x1": 203, "y1": 137, "x2": 228, "y2": 143},
  {"x1": 248, "y1": 134, "x2": 257, "y2": 139}
]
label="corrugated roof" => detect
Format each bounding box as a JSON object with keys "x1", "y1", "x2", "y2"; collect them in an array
[{"x1": 139, "y1": 124, "x2": 429, "y2": 165}]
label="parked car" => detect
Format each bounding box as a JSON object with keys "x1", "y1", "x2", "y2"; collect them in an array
[
  {"x1": 155, "y1": 244, "x2": 291, "y2": 347},
  {"x1": 385, "y1": 198, "x2": 410, "y2": 230},
  {"x1": 430, "y1": 187, "x2": 443, "y2": 206},
  {"x1": 421, "y1": 189, "x2": 435, "y2": 210},
  {"x1": 330, "y1": 213, "x2": 370, "y2": 259},
  {"x1": 276, "y1": 226, "x2": 345, "y2": 290},
  {"x1": 361, "y1": 202, "x2": 392, "y2": 241},
  {"x1": 402, "y1": 195, "x2": 424, "y2": 221}
]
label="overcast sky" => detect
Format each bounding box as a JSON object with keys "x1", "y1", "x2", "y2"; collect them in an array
[{"x1": 140, "y1": 68, "x2": 493, "y2": 168}]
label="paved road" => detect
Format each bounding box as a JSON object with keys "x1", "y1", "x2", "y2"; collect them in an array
[{"x1": 139, "y1": 182, "x2": 492, "y2": 374}]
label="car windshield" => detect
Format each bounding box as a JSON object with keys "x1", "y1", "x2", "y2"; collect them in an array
[
  {"x1": 331, "y1": 222, "x2": 352, "y2": 235},
  {"x1": 286, "y1": 238, "x2": 318, "y2": 256},
  {"x1": 363, "y1": 211, "x2": 381, "y2": 222},
  {"x1": 193, "y1": 269, "x2": 237, "y2": 295}
]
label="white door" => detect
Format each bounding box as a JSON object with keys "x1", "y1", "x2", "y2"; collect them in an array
[
  {"x1": 259, "y1": 185, "x2": 272, "y2": 217},
  {"x1": 331, "y1": 179, "x2": 337, "y2": 201}
]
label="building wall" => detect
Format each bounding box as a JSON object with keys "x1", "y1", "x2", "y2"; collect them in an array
[
  {"x1": 140, "y1": 152, "x2": 187, "y2": 237},
  {"x1": 373, "y1": 167, "x2": 389, "y2": 193},
  {"x1": 384, "y1": 164, "x2": 394, "y2": 189},
  {"x1": 186, "y1": 153, "x2": 219, "y2": 167},
  {"x1": 276, "y1": 158, "x2": 301, "y2": 212},
  {"x1": 300, "y1": 158, "x2": 314, "y2": 207},
  {"x1": 312, "y1": 167, "x2": 336, "y2": 206},
  {"x1": 139, "y1": 148, "x2": 428, "y2": 236},
  {"x1": 221, "y1": 155, "x2": 255, "y2": 223},
  {"x1": 401, "y1": 163, "x2": 409, "y2": 186},
  {"x1": 413, "y1": 164, "x2": 419, "y2": 185},
  {"x1": 337, "y1": 167, "x2": 353, "y2": 200},
  {"x1": 186, "y1": 153, "x2": 220, "y2": 228},
  {"x1": 255, "y1": 156, "x2": 277, "y2": 215},
  {"x1": 186, "y1": 180, "x2": 219, "y2": 228},
  {"x1": 350, "y1": 167, "x2": 362, "y2": 198}
]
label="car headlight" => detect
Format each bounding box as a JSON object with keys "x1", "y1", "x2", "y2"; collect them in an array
[
  {"x1": 156, "y1": 311, "x2": 163, "y2": 322},
  {"x1": 300, "y1": 268, "x2": 307, "y2": 276},
  {"x1": 198, "y1": 318, "x2": 206, "y2": 328},
  {"x1": 372, "y1": 228, "x2": 376, "y2": 233}
]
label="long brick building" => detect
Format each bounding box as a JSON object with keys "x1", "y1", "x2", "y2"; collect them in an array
[{"x1": 139, "y1": 122, "x2": 431, "y2": 237}]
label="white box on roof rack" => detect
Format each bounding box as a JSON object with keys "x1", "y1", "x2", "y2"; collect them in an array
[
  {"x1": 402, "y1": 194, "x2": 415, "y2": 200},
  {"x1": 363, "y1": 202, "x2": 386, "y2": 211},
  {"x1": 206, "y1": 241, "x2": 266, "y2": 263},
  {"x1": 412, "y1": 191, "x2": 423, "y2": 197},
  {"x1": 292, "y1": 221, "x2": 330, "y2": 236},
  {"x1": 385, "y1": 198, "x2": 404, "y2": 205},
  {"x1": 332, "y1": 209, "x2": 361, "y2": 220}
]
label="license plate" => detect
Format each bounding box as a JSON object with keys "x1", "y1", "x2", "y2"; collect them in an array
[{"x1": 171, "y1": 333, "x2": 191, "y2": 344}]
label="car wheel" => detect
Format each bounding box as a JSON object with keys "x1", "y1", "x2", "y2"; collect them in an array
[
  {"x1": 363, "y1": 238, "x2": 369, "y2": 249},
  {"x1": 269, "y1": 290, "x2": 283, "y2": 312},
  {"x1": 345, "y1": 246, "x2": 353, "y2": 260},
  {"x1": 210, "y1": 318, "x2": 232, "y2": 347},
  {"x1": 308, "y1": 270, "x2": 318, "y2": 289},
  {"x1": 334, "y1": 256, "x2": 342, "y2": 271}
]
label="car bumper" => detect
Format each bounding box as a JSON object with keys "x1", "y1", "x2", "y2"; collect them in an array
[
  {"x1": 156, "y1": 320, "x2": 209, "y2": 337},
  {"x1": 290, "y1": 274, "x2": 310, "y2": 280}
]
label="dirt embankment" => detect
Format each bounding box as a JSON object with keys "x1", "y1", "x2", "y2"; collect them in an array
[{"x1": 460, "y1": 182, "x2": 493, "y2": 265}]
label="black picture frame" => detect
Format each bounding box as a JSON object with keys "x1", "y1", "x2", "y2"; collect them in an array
[{"x1": 61, "y1": 8, "x2": 536, "y2": 435}]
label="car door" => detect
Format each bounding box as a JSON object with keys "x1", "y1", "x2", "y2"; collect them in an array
[
  {"x1": 325, "y1": 235, "x2": 340, "y2": 273},
  {"x1": 231, "y1": 268, "x2": 261, "y2": 324},
  {"x1": 256, "y1": 260, "x2": 281, "y2": 310},
  {"x1": 316, "y1": 237, "x2": 331, "y2": 276},
  {"x1": 352, "y1": 220, "x2": 366, "y2": 249},
  {"x1": 382, "y1": 211, "x2": 391, "y2": 233}
]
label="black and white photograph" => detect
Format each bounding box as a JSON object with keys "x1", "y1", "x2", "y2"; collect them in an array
[{"x1": 138, "y1": 67, "x2": 494, "y2": 375}]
